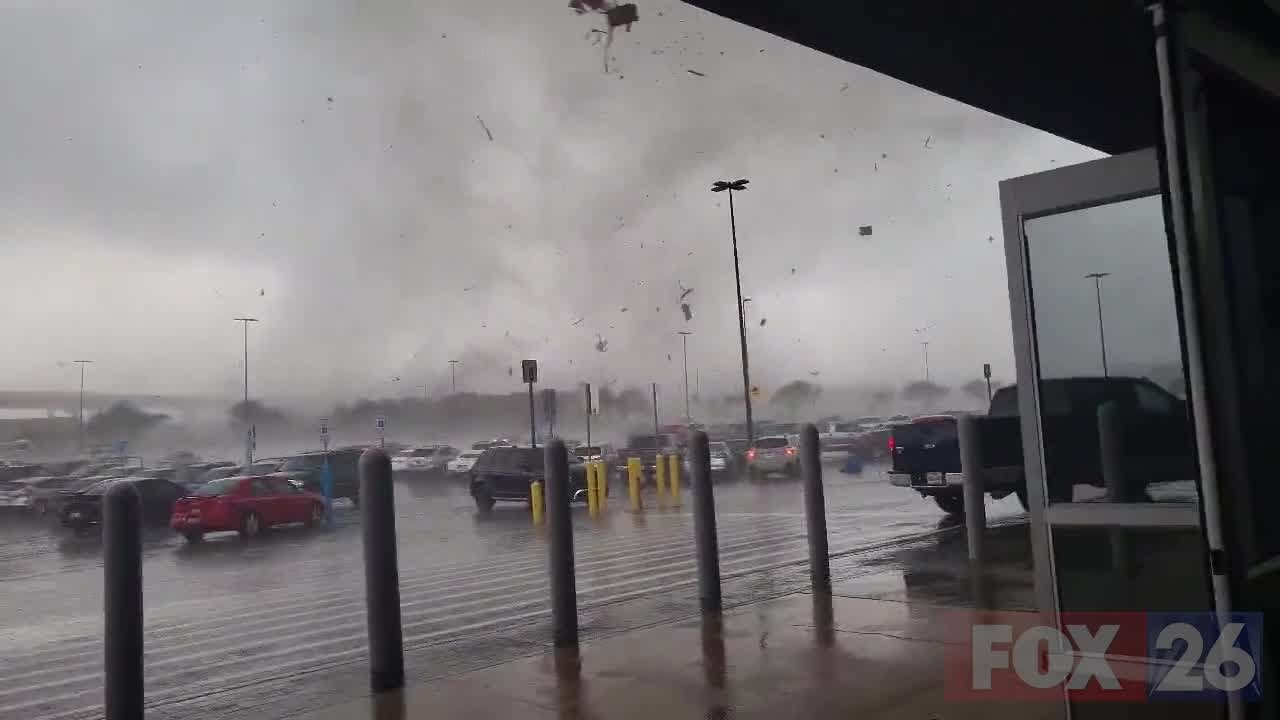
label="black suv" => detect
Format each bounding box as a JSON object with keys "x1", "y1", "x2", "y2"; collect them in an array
[
  {"x1": 271, "y1": 449, "x2": 362, "y2": 503},
  {"x1": 469, "y1": 446, "x2": 589, "y2": 512}
]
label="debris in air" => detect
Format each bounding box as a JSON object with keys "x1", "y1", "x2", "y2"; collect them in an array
[
  {"x1": 681, "y1": 303, "x2": 693, "y2": 321},
  {"x1": 594, "y1": 334, "x2": 609, "y2": 353},
  {"x1": 572, "y1": 317, "x2": 585, "y2": 326},
  {"x1": 679, "y1": 283, "x2": 694, "y2": 301},
  {"x1": 668, "y1": 354, "x2": 672, "y2": 361},
  {"x1": 924, "y1": 136, "x2": 931, "y2": 149},
  {"x1": 759, "y1": 318, "x2": 767, "y2": 327},
  {"x1": 569, "y1": 0, "x2": 640, "y2": 73},
  {"x1": 987, "y1": 235, "x2": 994, "y2": 243},
  {"x1": 686, "y1": 69, "x2": 705, "y2": 77},
  {"x1": 259, "y1": 288, "x2": 265, "y2": 296},
  {"x1": 476, "y1": 116, "x2": 494, "y2": 141},
  {"x1": 859, "y1": 225, "x2": 873, "y2": 236},
  {"x1": 619, "y1": 307, "x2": 628, "y2": 312}
]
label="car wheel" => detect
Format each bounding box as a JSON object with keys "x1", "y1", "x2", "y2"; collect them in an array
[
  {"x1": 305, "y1": 503, "x2": 324, "y2": 528},
  {"x1": 933, "y1": 494, "x2": 965, "y2": 516},
  {"x1": 474, "y1": 491, "x2": 495, "y2": 513},
  {"x1": 183, "y1": 530, "x2": 203, "y2": 543},
  {"x1": 239, "y1": 511, "x2": 261, "y2": 539}
]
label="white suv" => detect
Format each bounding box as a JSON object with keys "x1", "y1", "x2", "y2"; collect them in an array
[{"x1": 745, "y1": 436, "x2": 798, "y2": 478}]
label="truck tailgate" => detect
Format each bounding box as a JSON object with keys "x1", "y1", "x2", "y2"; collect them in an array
[{"x1": 891, "y1": 419, "x2": 961, "y2": 474}]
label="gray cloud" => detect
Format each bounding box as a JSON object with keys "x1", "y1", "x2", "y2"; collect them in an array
[{"x1": 1, "y1": 0, "x2": 1101, "y2": 407}]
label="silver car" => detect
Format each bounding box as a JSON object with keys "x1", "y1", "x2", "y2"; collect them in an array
[{"x1": 746, "y1": 436, "x2": 799, "y2": 478}]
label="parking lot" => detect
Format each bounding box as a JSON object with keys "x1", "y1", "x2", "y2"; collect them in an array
[{"x1": 0, "y1": 463, "x2": 1025, "y2": 720}]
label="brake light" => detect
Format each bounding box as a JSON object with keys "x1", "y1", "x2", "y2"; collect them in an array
[
  {"x1": 785, "y1": 446, "x2": 796, "y2": 456},
  {"x1": 746, "y1": 449, "x2": 756, "y2": 461},
  {"x1": 888, "y1": 435, "x2": 895, "y2": 453}
]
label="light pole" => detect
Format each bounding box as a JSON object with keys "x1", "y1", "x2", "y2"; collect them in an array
[
  {"x1": 234, "y1": 317, "x2": 259, "y2": 465},
  {"x1": 448, "y1": 359, "x2": 460, "y2": 394},
  {"x1": 921, "y1": 342, "x2": 931, "y2": 382},
  {"x1": 1085, "y1": 272, "x2": 1111, "y2": 377},
  {"x1": 677, "y1": 331, "x2": 692, "y2": 422},
  {"x1": 711, "y1": 178, "x2": 754, "y2": 443},
  {"x1": 73, "y1": 360, "x2": 92, "y2": 453}
]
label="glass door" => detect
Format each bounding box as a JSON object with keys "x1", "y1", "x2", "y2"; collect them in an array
[{"x1": 1001, "y1": 148, "x2": 1218, "y2": 720}]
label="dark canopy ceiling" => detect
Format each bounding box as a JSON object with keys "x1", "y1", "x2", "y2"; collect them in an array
[{"x1": 681, "y1": 0, "x2": 1160, "y2": 154}]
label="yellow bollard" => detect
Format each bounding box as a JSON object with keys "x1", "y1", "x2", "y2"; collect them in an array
[
  {"x1": 669, "y1": 453, "x2": 682, "y2": 507},
  {"x1": 587, "y1": 463, "x2": 600, "y2": 519},
  {"x1": 596, "y1": 462, "x2": 608, "y2": 512},
  {"x1": 628, "y1": 457, "x2": 643, "y2": 512},
  {"x1": 655, "y1": 454, "x2": 668, "y2": 507},
  {"x1": 531, "y1": 480, "x2": 544, "y2": 524}
]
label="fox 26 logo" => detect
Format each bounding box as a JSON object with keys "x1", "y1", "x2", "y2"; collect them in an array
[{"x1": 944, "y1": 611, "x2": 1264, "y2": 702}]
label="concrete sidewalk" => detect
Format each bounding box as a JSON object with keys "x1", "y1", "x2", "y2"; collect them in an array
[{"x1": 294, "y1": 551, "x2": 1051, "y2": 720}]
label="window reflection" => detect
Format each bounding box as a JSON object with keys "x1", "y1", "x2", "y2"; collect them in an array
[{"x1": 1024, "y1": 196, "x2": 1198, "y2": 504}]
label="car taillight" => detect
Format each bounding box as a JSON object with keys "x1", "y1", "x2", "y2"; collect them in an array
[
  {"x1": 785, "y1": 446, "x2": 797, "y2": 456},
  {"x1": 888, "y1": 435, "x2": 895, "y2": 452},
  {"x1": 746, "y1": 449, "x2": 756, "y2": 461}
]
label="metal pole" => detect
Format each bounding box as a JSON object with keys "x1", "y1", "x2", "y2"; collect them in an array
[
  {"x1": 689, "y1": 431, "x2": 721, "y2": 613},
  {"x1": 545, "y1": 439, "x2": 578, "y2": 646},
  {"x1": 359, "y1": 449, "x2": 404, "y2": 692},
  {"x1": 104, "y1": 482, "x2": 143, "y2": 720},
  {"x1": 234, "y1": 318, "x2": 258, "y2": 466},
  {"x1": 75, "y1": 360, "x2": 91, "y2": 453},
  {"x1": 728, "y1": 190, "x2": 754, "y2": 444},
  {"x1": 449, "y1": 360, "x2": 459, "y2": 394},
  {"x1": 679, "y1": 332, "x2": 692, "y2": 422},
  {"x1": 1086, "y1": 273, "x2": 1110, "y2": 377},
  {"x1": 986, "y1": 377, "x2": 993, "y2": 404},
  {"x1": 922, "y1": 342, "x2": 931, "y2": 382},
  {"x1": 1098, "y1": 401, "x2": 1131, "y2": 577},
  {"x1": 958, "y1": 414, "x2": 986, "y2": 564},
  {"x1": 652, "y1": 382, "x2": 660, "y2": 438},
  {"x1": 528, "y1": 382, "x2": 537, "y2": 448},
  {"x1": 799, "y1": 424, "x2": 830, "y2": 592}
]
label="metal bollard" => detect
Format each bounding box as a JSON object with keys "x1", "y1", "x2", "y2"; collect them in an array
[
  {"x1": 689, "y1": 432, "x2": 721, "y2": 613},
  {"x1": 669, "y1": 454, "x2": 682, "y2": 507},
  {"x1": 531, "y1": 480, "x2": 545, "y2": 524},
  {"x1": 655, "y1": 454, "x2": 668, "y2": 506},
  {"x1": 799, "y1": 424, "x2": 831, "y2": 593},
  {"x1": 627, "y1": 457, "x2": 643, "y2": 512},
  {"x1": 958, "y1": 414, "x2": 986, "y2": 566},
  {"x1": 1098, "y1": 402, "x2": 1132, "y2": 575},
  {"x1": 546, "y1": 440, "x2": 579, "y2": 646},
  {"x1": 360, "y1": 449, "x2": 404, "y2": 692},
  {"x1": 104, "y1": 482, "x2": 143, "y2": 720}
]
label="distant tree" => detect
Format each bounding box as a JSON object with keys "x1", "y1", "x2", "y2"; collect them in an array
[
  {"x1": 228, "y1": 399, "x2": 290, "y2": 427},
  {"x1": 961, "y1": 378, "x2": 990, "y2": 402},
  {"x1": 900, "y1": 380, "x2": 950, "y2": 408},
  {"x1": 87, "y1": 401, "x2": 168, "y2": 442},
  {"x1": 868, "y1": 386, "x2": 895, "y2": 411},
  {"x1": 770, "y1": 380, "x2": 822, "y2": 416}
]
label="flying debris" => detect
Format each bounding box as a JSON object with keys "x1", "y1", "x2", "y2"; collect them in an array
[
  {"x1": 569, "y1": 0, "x2": 640, "y2": 72},
  {"x1": 809, "y1": 371, "x2": 820, "y2": 377},
  {"x1": 759, "y1": 318, "x2": 767, "y2": 327},
  {"x1": 475, "y1": 115, "x2": 494, "y2": 141},
  {"x1": 259, "y1": 288, "x2": 265, "y2": 296},
  {"x1": 678, "y1": 283, "x2": 694, "y2": 300},
  {"x1": 572, "y1": 317, "x2": 585, "y2": 326},
  {"x1": 594, "y1": 334, "x2": 609, "y2": 353},
  {"x1": 509, "y1": 367, "x2": 514, "y2": 376},
  {"x1": 681, "y1": 303, "x2": 692, "y2": 321},
  {"x1": 668, "y1": 354, "x2": 672, "y2": 361},
  {"x1": 620, "y1": 307, "x2": 628, "y2": 312},
  {"x1": 859, "y1": 226, "x2": 873, "y2": 236},
  {"x1": 924, "y1": 136, "x2": 932, "y2": 149},
  {"x1": 686, "y1": 69, "x2": 706, "y2": 77}
]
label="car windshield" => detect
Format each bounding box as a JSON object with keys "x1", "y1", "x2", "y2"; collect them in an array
[
  {"x1": 753, "y1": 437, "x2": 789, "y2": 449},
  {"x1": 459, "y1": 452, "x2": 481, "y2": 459},
  {"x1": 194, "y1": 477, "x2": 241, "y2": 496},
  {"x1": 574, "y1": 446, "x2": 603, "y2": 456},
  {"x1": 280, "y1": 457, "x2": 320, "y2": 472}
]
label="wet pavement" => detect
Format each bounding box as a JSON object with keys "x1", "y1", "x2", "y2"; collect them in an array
[{"x1": 0, "y1": 463, "x2": 1027, "y2": 720}]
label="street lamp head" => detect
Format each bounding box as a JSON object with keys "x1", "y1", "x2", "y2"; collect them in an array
[
  {"x1": 711, "y1": 179, "x2": 749, "y2": 192},
  {"x1": 1084, "y1": 272, "x2": 1111, "y2": 280},
  {"x1": 677, "y1": 330, "x2": 692, "y2": 336},
  {"x1": 233, "y1": 317, "x2": 260, "y2": 323}
]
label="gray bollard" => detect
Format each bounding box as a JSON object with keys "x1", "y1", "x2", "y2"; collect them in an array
[
  {"x1": 689, "y1": 431, "x2": 722, "y2": 613},
  {"x1": 799, "y1": 424, "x2": 831, "y2": 593},
  {"x1": 1098, "y1": 402, "x2": 1132, "y2": 575},
  {"x1": 958, "y1": 414, "x2": 986, "y2": 566},
  {"x1": 104, "y1": 482, "x2": 144, "y2": 720},
  {"x1": 360, "y1": 449, "x2": 404, "y2": 692},
  {"x1": 545, "y1": 440, "x2": 579, "y2": 647}
]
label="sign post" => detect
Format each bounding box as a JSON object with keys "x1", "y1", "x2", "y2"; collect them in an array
[
  {"x1": 522, "y1": 360, "x2": 538, "y2": 447},
  {"x1": 584, "y1": 383, "x2": 592, "y2": 451},
  {"x1": 542, "y1": 388, "x2": 558, "y2": 440},
  {"x1": 375, "y1": 415, "x2": 386, "y2": 449},
  {"x1": 983, "y1": 363, "x2": 993, "y2": 404}
]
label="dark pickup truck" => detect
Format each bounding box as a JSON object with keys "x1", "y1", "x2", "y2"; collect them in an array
[
  {"x1": 615, "y1": 433, "x2": 680, "y2": 479},
  {"x1": 889, "y1": 376, "x2": 1195, "y2": 516}
]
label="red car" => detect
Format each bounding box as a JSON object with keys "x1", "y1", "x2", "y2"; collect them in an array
[{"x1": 171, "y1": 475, "x2": 324, "y2": 542}]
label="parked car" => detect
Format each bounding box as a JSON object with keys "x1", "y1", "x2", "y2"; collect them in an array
[
  {"x1": 175, "y1": 461, "x2": 237, "y2": 488},
  {"x1": 888, "y1": 376, "x2": 1194, "y2": 515},
  {"x1": 615, "y1": 433, "x2": 680, "y2": 480},
  {"x1": 271, "y1": 449, "x2": 362, "y2": 504},
  {"x1": 446, "y1": 450, "x2": 483, "y2": 476},
  {"x1": 170, "y1": 475, "x2": 324, "y2": 542},
  {"x1": 59, "y1": 477, "x2": 185, "y2": 533},
  {"x1": 390, "y1": 446, "x2": 459, "y2": 476},
  {"x1": 0, "y1": 480, "x2": 32, "y2": 509},
  {"x1": 14, "y1": 475, "x2": 85, "y2": 514},
  {"x1": 469, "y1": 445, "x2": 589, "y2": 512},
  {"x1": 682, "y1": 441, "x2": 735, "y2": 481},
  {"x1": 746, "y1": 436, "x2": 799, "y2": 479},
  {"x1": 722, "y1": 438, "x2": 751, "y2": 475},
  {"x1": 471, "y1": 438, "x2": 515, "y2": 451}
]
